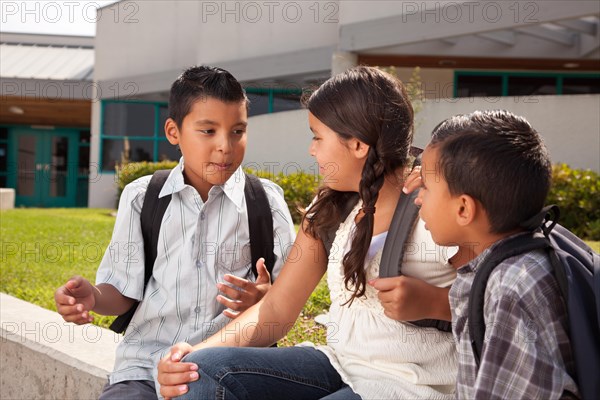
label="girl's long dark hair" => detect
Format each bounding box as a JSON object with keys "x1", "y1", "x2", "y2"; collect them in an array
[{"x1": 304, "y1": 66, "x2": 414, "y2": 302}]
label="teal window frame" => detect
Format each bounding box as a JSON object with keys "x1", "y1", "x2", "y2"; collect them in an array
[
  {"x1": 99, "y1": 99, "x2": 169, "y2": 172},
  {"x1": 245, "y1": 87, "x2": 303, "y2": 113},
  {"x1": 0, "y1": 126, "x2": 8, "y2": 185},
  {"x1": 453, "y1": 71, "x2": 600, "y2": 97},
  {"x1": 100, "y1": 90, "x2": 303, "y2": 171}
]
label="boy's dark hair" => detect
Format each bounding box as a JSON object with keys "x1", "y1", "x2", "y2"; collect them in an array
[
  {"x1": 303, "y1": 66, "x2": 414, "y2": 302},
  {"x1": 169, "y1": 65, "x2": 248, "y2": 128},
  {"x1": 430, "y1": 110, "x2": 552, "y2": 234}
]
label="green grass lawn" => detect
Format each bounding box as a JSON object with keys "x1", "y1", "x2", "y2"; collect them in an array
[
  {"x1": 0, "y1": 208, "x2": 328, "y2": 345},
  {"x1": 2, "y1": 208, "x2": 598, "y2": 347}
]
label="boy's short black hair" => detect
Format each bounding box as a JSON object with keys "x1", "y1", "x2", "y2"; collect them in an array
[
  {"x1": 430, "y1": 110, "x2": 552, "y2": 234},
  {"x1": 169, "y1": 65, "x2": 248, "y2": 128}
]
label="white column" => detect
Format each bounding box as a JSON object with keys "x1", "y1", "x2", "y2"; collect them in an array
[{"x1": 331, "y1": 51, "x2": 358, "y2": 77}]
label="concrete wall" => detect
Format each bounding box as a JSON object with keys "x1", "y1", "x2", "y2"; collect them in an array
[
  {"x1": 245, "y1": 109, "x2": 315, "y2": 173},
  {"x1": 413, "y1": 94, "x2": 600, "y2": 172},
  {"x1": 0, "y1": 293, "x2": 120, "y2": 400},
  {"x1": 94, "y1": 1, "x2": 339, "y2": 84},
  {"x1": 246, "y1": 94, "x2": 600, "y2": 174}
]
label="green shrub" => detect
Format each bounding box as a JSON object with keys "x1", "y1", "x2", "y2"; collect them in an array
[
  {"x1": 115, "y1": 161, "x2": 178, "y2": 198},
  {"x1": 115, "y1": 162, "x2": 599, "y2": 238},
  {"x1": 546, "y1": 164, "x2": 600, "y2": 240},
  {"x1": 247, "y1": 169, "x2": 320, "y2": 223},
  {"x1": 116, "y1": 162, "x2": 320, "y2": 223}
]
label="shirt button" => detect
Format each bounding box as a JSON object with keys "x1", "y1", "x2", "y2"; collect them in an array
[
  {"x1": 454, "y1": 307, "x2": 462, "y2": 316},
  {"x1": 200, "y1": 212, "x2": 205, "y2": 220},
  {"x1": 194, "y1": 306, "x2": 201, "y2": 313}
]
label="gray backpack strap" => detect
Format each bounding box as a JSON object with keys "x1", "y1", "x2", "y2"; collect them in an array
[
  {"x1": 378, "y1": 190, "x2": 420, "y2": 278},
  {"x1": 378, "y1": 190, "x2": 452, "y2": 332}
]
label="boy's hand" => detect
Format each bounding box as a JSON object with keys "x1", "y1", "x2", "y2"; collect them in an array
[
  {"x1": 403, "y1": 165, "x2": 422, "y2": 194},
  {"x1": 54, "y1": 276, "x2": 96, "y2": 324},
  {"x1": 217, "y1": 258, "x2": 271, "y2": 319},
  {"x1": 157, "y1": 342, "x2": 198, "y2": 400},
  {"x1": 368, "y1": 276, "x2": 450, "y2": 322}
]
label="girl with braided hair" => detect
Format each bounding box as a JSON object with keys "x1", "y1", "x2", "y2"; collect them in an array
[{"x1": 157, "y1": 66, "x2": 458, "y2": 400}]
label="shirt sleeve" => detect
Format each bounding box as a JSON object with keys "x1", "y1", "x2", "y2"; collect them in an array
[
  {"x1": 95, "y1": 176, "x2": 151, "y2": 301},
  {"x1": 259, "y1": 178, "x2": 297, "y2": 280},
  {"x1": 473, "y1": 257, "x2": 573, "y2": 400}
]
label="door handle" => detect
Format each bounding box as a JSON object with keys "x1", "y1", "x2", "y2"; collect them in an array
[{"x1": 36, "y1": 164, "x2": 42, "y2": 171}]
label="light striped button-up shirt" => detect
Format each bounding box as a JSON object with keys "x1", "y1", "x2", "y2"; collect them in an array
[{"x1": 96, "y1": 160, "x2": 296, "y2": 386}]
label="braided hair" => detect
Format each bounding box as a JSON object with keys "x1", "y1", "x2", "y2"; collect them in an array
[{"x1": 304, "y1": 66, "x2": 414, "y2": 302}]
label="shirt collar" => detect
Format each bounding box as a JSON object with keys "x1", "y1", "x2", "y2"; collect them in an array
[
  {"x1": 456, "y1": 231, "x2": 530, "y2": 275},
  {"x1": 158, "y1": 157, "x2": 186, "y2": 198},
  {"x1": 222, "y1": 167, "x2": 246, "y2": 212},
  {"x1": 158, "y1": 157, "x2": 246, "y2": 212}
]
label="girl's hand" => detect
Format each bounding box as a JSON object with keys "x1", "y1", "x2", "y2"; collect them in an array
[
  {"x1": 402, "y1": 165, "x2": 422, "y2": 194},
  {"x1": 157, "y1": 342, "x2": 197, "y2": 399},
  {"x1": 216, "y1": 258, "x2": 271, "y2": 319},
  {"x1": 368, "y1": 275, "x2": 451, "y2": 322}
]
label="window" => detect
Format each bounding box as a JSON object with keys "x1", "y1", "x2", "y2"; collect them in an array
[
  {"x1": 246, "y1": 88, "x2": 302, "y2": 117},
  {"x1": 100, "y1": 101, "x2": 177, "y2": 172},
  {"x1": 455, "y1": 72, "x2": 600, "y2": 97},
  {"x1": 507, "y1": 76, "x2": 557, "y2": 96},
  {"x1": 100, "y1": 92, "x2": 302, "y2": 171},
  {"x1": 563, "y1": 77, "x2": 600, "y2": 95},
  {"x1": 456, "y1": 75, "x2": 503, "y2": 97}
]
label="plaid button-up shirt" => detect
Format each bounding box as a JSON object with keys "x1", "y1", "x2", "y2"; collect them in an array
[{"x1": 449, "y1": 233, "x2": 579, "y2": 399}]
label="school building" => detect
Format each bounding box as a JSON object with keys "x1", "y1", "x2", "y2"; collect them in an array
[{"x1": 1, "y1": 1, "x2": 599, "y2": 208}]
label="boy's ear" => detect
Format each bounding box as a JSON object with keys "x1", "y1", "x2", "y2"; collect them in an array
[
  {"x1": 165, "y1": 118, "x2": 180, "y2": 145},
  {"x1": 455, "y1": 194, "x2": 478, "y2": 227}
]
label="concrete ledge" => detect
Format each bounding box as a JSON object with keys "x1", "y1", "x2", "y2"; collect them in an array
[
  {"x1": 1, "y1": 293, "x2": 121, "y2": 399},
  {"x1": 0, "y1": 188, "x2": 15, "y2": 210}
]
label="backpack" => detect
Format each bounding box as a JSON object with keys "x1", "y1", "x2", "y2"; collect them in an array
[
  {"x1": 109, "y1": 170, "x2": 276, "y2": 334},
  {"x1": 321, "y1": 147, "x2": 452, "y2": 332},
  {"x1": 468, "y1": 205, "x2": 600, "y2": 400}
]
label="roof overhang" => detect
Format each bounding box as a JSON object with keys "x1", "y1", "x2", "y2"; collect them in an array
[{"x1": 341, "y1": 1, "x2": 600, "y2": 61}]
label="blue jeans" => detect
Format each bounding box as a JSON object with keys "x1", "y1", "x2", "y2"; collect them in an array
[{"x1": 178, "y1": 346, "x2": 361, "y2": 400}]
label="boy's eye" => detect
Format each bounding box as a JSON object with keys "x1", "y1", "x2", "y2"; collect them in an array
[
  {"x1": 311, "y1": 136, "x2": 320, "y2": 141},
  {"x1": 233, "y1": 129, "x2": 246, "y2": 135},
  {"x1": 198, "y1": 129, "x2": 214, "y2": 134}
]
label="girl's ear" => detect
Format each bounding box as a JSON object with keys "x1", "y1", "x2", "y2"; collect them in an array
[
  {"x1": 456, "y1": 194, "x2": 477, "y2": 227},
  {"x1": 350, "y1": 138, "x2": 370, "y2": 160},
  {"x1": 165, "y1": 118, "x2": 180, "y2": 145}
]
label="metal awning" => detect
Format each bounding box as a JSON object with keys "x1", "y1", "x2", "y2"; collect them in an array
[
  {"x1": 341, "y1": 1, "x2": 600, "y2": 60},
  {"x1": 0, "y1": 33, "x2": 94, "y2": 81}
]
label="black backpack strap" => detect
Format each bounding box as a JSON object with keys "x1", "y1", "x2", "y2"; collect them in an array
[
  {"x1": 244, "y1": 173, "x2": 276, "y2": 281},
  {"x1": 468, "y1": 232, "x2": 550, "y2": 367},
  {"x1": 109, "y1": 169, "x2": 172, "y2": 334}
]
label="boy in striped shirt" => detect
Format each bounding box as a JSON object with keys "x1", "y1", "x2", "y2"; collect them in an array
[{"x1": 54, "y1": 66, "x2": 296, "y2": 399}]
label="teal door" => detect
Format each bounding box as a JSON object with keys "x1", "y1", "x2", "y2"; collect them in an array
[{"x1": 10, "y1": 129, "x2": 79, "y2": 207}]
